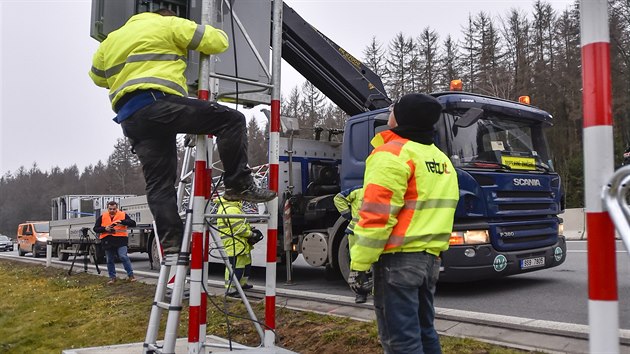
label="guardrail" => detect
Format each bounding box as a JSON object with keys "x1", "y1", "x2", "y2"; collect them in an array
[
  {"x1": 602, "y1": 165, "x2": 630, "y2": 251},
  {"x1": 561, "y1": 208, "x2": 586, "y2": 240}
]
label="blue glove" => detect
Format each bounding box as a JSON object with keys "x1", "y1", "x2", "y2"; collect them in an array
[{"x1": 347, "y1": 270, "x2": 373, "y2": 294}]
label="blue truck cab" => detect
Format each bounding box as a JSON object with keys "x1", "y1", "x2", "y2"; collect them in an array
[{"x1": 341, "y1": 91, "x2": 567, "y2": 282}]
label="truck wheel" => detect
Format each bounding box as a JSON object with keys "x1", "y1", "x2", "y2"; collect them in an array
[
  {"x1": 32, "y1": 245, "x2": 40, "y2": 258},
  {"x1": 336, "y1": 234, "x2": 351, "y2": 282},
  {"x1": 56, "y1": 244, "x2": 69, "y2": 261},
  {"x1": 18, "y1": 247, "x2": 26, "y2": 257},
  {"x1": 149, "y1": 236, "x2": 161, "y2": 269}
]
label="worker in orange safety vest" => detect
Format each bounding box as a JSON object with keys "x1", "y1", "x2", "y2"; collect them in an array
[{"x1": 93, "y1": 201, "x2": 137, "y2": 284}]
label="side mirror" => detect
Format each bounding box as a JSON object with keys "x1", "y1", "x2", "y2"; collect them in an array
[{"x1": 454, "y1": 107, "x2": 484, "y2": 128}]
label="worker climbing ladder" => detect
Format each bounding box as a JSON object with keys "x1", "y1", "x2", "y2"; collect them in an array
[
  {"x1": 142, "y1": 0, "x2": 284, "y2": 352},
  {"x1": 143, "y1": 134, "x2": 268, "y2": 354}
]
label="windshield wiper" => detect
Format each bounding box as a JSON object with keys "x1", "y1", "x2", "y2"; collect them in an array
[
  {"x1": 464, "y1": 160, "x2": 512, "y2": 170},
  {"x1": 532, "y1": 163, "x2": 551, "y2": 172}
]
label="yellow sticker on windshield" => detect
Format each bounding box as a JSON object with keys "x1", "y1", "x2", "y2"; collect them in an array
[{"x1": 501, "y1": 156, "x2": 536, "y2": 170}]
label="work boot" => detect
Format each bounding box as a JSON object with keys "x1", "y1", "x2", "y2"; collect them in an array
[
  {"x1": 355, "y1": 293, "x2": 367, "y2": 304},
  {"x1": 107, "y1": 278, "x2": 117, "y2": 285},
  {"x1": 128, "y1": 275, "x2": 137, "y2": 282},
  {"x1": 160, "y1": 237, "x2": 182, "y2": 256},
  {"x1": 224, "y1": 183, "x2": 276, "y2": 203},
  {"x1": 242, "y1": 284, "x2": 253, "y2": 290}
]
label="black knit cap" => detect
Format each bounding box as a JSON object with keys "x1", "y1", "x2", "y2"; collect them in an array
[{"x1": 393, "y1": 93, "x2": 442, "y2": 131}]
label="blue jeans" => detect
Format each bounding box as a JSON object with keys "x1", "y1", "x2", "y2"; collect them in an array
[
  {"x1": 373, "y1": 252, "x2": 441, "y2": 354},
  {"x1": 105, "y1": 246, "x2": 134, "y2": 279}
]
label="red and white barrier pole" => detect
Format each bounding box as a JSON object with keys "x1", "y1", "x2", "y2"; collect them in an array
[
  {"x1": 581, "y1": 1, "x2": 619, "y2": 352},
  {"x1": 188, "y1": 0, "x2": 214, "y2": 352},
  {"x1": 188, "y1": 138, "x2": 207, "y2": 354},
  {"x1": 264, "y1": 0, "x2": 283, "y2": 347}
]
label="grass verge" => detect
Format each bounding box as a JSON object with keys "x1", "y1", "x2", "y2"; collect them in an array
[{"x1": 0, "y1": 259, "x2": 539, "y2": 353}]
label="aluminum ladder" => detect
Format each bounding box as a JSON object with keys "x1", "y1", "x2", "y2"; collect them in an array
[{"x1": 142, "y1": 135, "x2": 266, "y2": 354}]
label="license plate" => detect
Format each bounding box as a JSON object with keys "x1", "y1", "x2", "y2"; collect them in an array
[{"x1": 520, "y1": 256, "x2": 545, "y2": 269}]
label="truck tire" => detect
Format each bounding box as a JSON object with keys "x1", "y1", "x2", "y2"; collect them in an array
[
  {"x1": 56, "y1": 244, "x2": 69, "y2": 261},
  {"x1": 32, "y1": 245, "x2": 41, "y2": 258},
  {"x1": 149, "y1": 236, "x2": 161, "y2": 269},
  {"x1": 336, "y1": 234, "x2": 351, "y2": 282},
  {"x1": 18, "y1": 247, "x2": 26, "y2": 257}
]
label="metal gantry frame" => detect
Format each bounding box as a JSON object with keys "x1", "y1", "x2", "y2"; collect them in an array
[{"x1": 143, "y1": 0, "x2": 284, "y2": 353}]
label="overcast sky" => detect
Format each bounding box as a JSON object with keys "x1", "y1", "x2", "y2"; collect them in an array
[{"x1": 0, "y1": 0, "x2": 575, "y2": 177}]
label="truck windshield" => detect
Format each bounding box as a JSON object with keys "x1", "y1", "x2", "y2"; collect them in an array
[
  {"x1": 446, "y1": 112, "x2": 554, "y2": 172},
  {"x1": 34, "y1": 223, "x2": 49, "y2": 233}
]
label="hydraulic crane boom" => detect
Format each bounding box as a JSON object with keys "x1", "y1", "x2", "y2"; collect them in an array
[{"x1": 280, "y1": 2, "x2": 391, "y2": 116}]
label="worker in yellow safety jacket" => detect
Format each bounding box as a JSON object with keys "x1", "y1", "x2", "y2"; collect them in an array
[
  {"x1": 89, "y1": 8, "x2": 275, "y2": 258},
  {"x1": 348, "y1": 93, "x2": 459, "y2": 354},
  {"x1": 215, "y1": 197, "x2": 263, "y2": 297},
  {"x1": 333, "y1": 186, "x2": 369, "y2": 303}
]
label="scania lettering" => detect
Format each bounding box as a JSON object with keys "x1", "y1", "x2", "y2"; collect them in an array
[{"x1": 514, "y1": 178, "x2": 542, "y2": 187}]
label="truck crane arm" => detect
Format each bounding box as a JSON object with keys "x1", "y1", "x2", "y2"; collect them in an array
[{"x1": 280, "y1": 2, "x2": 391, "y2": 116}]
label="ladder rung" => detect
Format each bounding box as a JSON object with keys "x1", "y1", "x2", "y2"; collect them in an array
[
  {"x1": 161, "y1": 253, "x2": 190, "y2": 266},
  {"x1": 205, "y1": 213, "x2": 270, "y2": 219},
  {"x1": 153, "y1": 301, "x2": 183, "y2": 311}
]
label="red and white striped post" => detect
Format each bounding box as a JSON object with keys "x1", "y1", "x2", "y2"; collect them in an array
[
  {"x1": 264, "y1": 0, "x2": 283, "y2": 347},
  {"x1": 188, "y1": 0, "x2": 214, "y2": 352},
  {"x1": 199, "y1": 135, "x2": 213, "y2": 352},
  {"x1": 581, "y1": 1, "x2": 619, "y2": 352},
  {"x1": 188, "y1": 137, "x2": 208, "y2": 354}
]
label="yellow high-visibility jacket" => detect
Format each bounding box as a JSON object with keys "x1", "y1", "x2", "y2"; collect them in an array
[
  {"x1": 215, "y1": 197, "x2": 253, "y2": 258},
  {"x1": 350, "y1": 130, "x2": 460, "y2": 272},
  {"x1": 89, "y1": 12, "x2": 228, "y2": 110},
  {"x1": 333, "y1": 186, "x2": 364, "y2": 235}
]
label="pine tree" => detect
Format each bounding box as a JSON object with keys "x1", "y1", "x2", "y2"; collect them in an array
[
  {"x1": 362, "y1": 36, "x2": 387, "y2": 77},
  {"x1": 247, "y1": 117, "x2": 267, "y2": 167},
  {"x1": 460, "y1": 14, "x2": 479, "y2": 92},
  {"x1": 107, "y1": 138, "x2": 142, "y2": 194},
  {"x1": 439, "y1": 35, "x2": 462, "y2": 91},
  {"x1": 385, "y1": 32, "x2": 414, "y2": 100},
  {"x1": 299, "y1": 81, "x2": 325, "y2": 139},
  {"x1": 500, "y1": 8, "x2": 532, "y2": 97},
  {"x1": 416, "y1": 27, "x2": 440, "y2": 92}
]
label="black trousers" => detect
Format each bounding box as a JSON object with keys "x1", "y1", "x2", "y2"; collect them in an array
[{"x1": 121, "y1": 95, "x2": 252, "y2": 251}]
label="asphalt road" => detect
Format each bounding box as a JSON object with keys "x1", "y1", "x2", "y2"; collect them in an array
[{"x1": 3, "y1": 239, "x2": 628, "y2": 329}]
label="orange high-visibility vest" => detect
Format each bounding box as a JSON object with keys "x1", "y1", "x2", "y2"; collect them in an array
[{"x1": 99, "y1": 211, "x2": 128, "y2": 239}]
